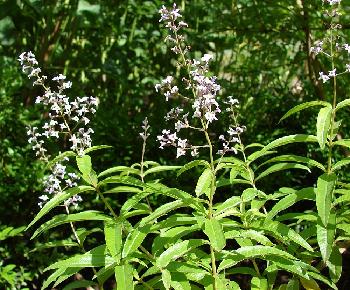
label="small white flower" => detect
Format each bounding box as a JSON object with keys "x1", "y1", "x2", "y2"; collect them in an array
[
  {"x1": 201, "y1": 54, "x2": 213, "y2": 63},
  {"x1": 319, "y1": 72, "x2": 330, "y2": 83},
  {"x1": 328, "y1": 69, "x2": 337, "y2": 77}
]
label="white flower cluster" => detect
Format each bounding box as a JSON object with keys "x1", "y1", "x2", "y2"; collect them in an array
[
  {"x1": 218, "y1": 126, "x2": 245, "y2": 155},
  {"x1": 157, "y1": 129, "x2": 195, "y2": 158},
  {"x1": 19, "y1": 51, "x2": 97, "y2": 208},
  {"x1": 310, "y1": 2, "x2": 350, "y2": 84},
  {"x1": 38, "y1": 159, "x2": 81, "y2": 208},
  {"x1": 159, "y1": 3, "x2": 188, "y2": 55},
  {"x1": 18, "y1": 52, "x2": 98, "y2": 157},
  {"x1": 190, "y1": 55, "x2": 221, "y2": 126},
  {"x1": 156, "y1": 4, "x2": 243, "y2": 159}
]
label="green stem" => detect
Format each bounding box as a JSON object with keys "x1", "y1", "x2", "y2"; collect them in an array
[{"x1": 327, "y1": 21, "x2": 337, "y2": 174}]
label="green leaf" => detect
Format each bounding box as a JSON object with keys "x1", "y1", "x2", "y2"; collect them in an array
[
  {"x1": 256, "y1": 163, "x2": 310, "y2": 181},
  {"x1": 225, "y1": 230, "x2": 273, "y2": 246},
  {"x1": 177, "y1": 160, "x2": 210, "y2": 177},
  {"x1": 260, "y1": 154, "x2": 325, "y2": 171},
  {"x1": 31, "y1": 211, "x2": 112, "y2": 239},
  {"x1": 317, "y1": 214, "x2": 336, "y2": 263},
  {"x1": 335, "y1": 98, "x2": 350, "y2": 111},
  {"x1": 242, "y1": 188, "x2": 258, "y2": 202},
  {"x1": 214, "y1": 196, "x2": 241, "y2": 217},
  {"x1": 326, "y1": 247, "x2": 342, "y2": 283},
  {"x1": 286, "y1": 279, "x2": 299, "y2": 290},
  {"x1": 332, "y1": 157, "x2": 350, "y2": 172},
  {"x1": 76, "y1": 155, "x2": 92, "y2": 176},
  {"x1": 161, "y1": 269, "x2": 172, "y2": 290},
  {"x1": 122, "y1": 225, "x2": 151, "y2": 258},
  {"x1": 195, "y1": 168, "x2": 213, "y2": 197},
  {"x1": 251, "y1": 277, "x2": 268, "y2": 290},
  {"x1": 104, "y1": 186, "x2": 142, "y2": 194},
  {"x1": 267, "y1": 187, "x2": 316, "y2": 220},
  {"x1": 333, "y1": 139, "x2": 350, "y2": 148},
  {"x1": 156, "y1": 239, "x2": 206, "y2": 268},
  {"x1": 248, "y1": 135, "x2": 318, "y2": 162},
  {"x1": 280, "y1": 101, "x2": 331, "y2": 122},
  {"x1": 251, "y1": 220, "x2": 313, "y2": 252},
  {"x1": 76, "y1": 155, "x2": 97, "y2": 186},
  {"x1": 218, "y1": 246, "x2": 297, "y2": 272},
  {"x1": 98, "y1": 166, "x2": 140, "y2": 178},
  {"x1": 45, "y1": 245, "x2": 114, "y2": 271},
  {"x1": 316, "y1": 173, "x2": 336, "y2": 226},
  {"x1": 316, "y1": 107, "x2": 332, "y2": 150},
  {"x1": 204, "y1": 218, "x2": 226, "y2": 251},
  {"x1": 42, "y1": 267, "x2": 82, "y2": 289},
  {"x1": 121, "y1": 191, "x2": 151, "y2": 214},
  {"x1": 300, "y1": 277, "x2": 321, "y2": 290},
  {"x1": 115, "y1": 264, "x2": 134, "y2": 290},
  {"x1": 26, "y1": 185, "x2": 94, "y2": 230},
  {"x1": 104, "y1": 221, "x2": 122, "y2": 261},
  {"x1": 63, "y1": 280, "x2": 97, "y2": 290},
  {"x1": 83, "y1": 145, "x2": 112, "y2": 154},
  {"x1": 144, "y1": 165, "x2": 181, "y2": 176},
  {"x1": 139, "y1": 200, "x2": 184, "y2": 227}
]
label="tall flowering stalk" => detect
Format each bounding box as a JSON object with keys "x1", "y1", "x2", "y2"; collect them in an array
[
  {"x1": 156, "y1": 4, "x2": 246, "y2": 288},
  {"x1": 18, "y1": 52, "x2": 98, "y2": 208}
]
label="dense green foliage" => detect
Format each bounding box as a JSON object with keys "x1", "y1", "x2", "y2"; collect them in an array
[{"x1": 2, "y1": 0, "x2": 350, "y2": 289}]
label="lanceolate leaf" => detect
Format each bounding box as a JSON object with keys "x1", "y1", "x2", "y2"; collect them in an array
[
  {"x1": 115, "y1": 264, "x2": 134, "y2": 290},
  {"x1": 45, "y1": 245, "x2": 114, "y2": 271},
  {"x1": 317, "y1": 214, "x2": 336, "y2": 263},
  {"x1": 267, "y1": 187, "x2": 316, "y2": 220},
  {"x1": 177, "y1": 160, "x2": 210, "y2": 177},
  {"x1": 143, "y1": 165, "x2": 181, "y2": 176},
  {"x1": 251, "y1": 220, "x2": 313, "y2": 252},
  {"x1": 76, "y1": 154, "x2": 92, "y2": 176},
  {"x1": 121, "y1": 191, "x2": 151, "y2": 214},
  {"x1": 195, "y1": 168, "x2": 213, "y2": 197},
  {"x1": 27, "y1": 185, "x2": 94, "y2": 230},
  {"x1": 316, "y1": 173, "x2": 336, "y2": 226},
  {"x1": 62, "y1": 280, "x2": 97, "y2": 290},
  {"x1": 156, "y1": 239, "x2": 206, "y2": 268},
  {"x1": 42, "y1": 267, "x2": 82, "y2": 289},
  {"x1": 251, "y1": 277, "x2": 268, "y2": 290},
  {"x1": 335, "y1": 98, "x2": 350, "y2": 111},
  {"x1": 122, "y1": 225, "x2": 151, "y2": 258},
  {"x1": 225, "y1": 229, "x2": 273, "y2": 246},
  {"x1": 326, "y1": 247, "x2": 342, "y2": 283},
  {"x1": 279, "y1": 101, "x2": 331, "y2": 122},
  {"x1": 214, "y1": 196, "x2": 241, "y2": 217},
  {"x1": 98, "y1": 166, "x2": 140, "y2": 178},
  {"x1": 138, "y1": 200, "x2": 184, "y2": 227},
  {"x1": 248, "y1": 135, "x2": 318, "y2": 162},
  {"x1": 31, "y1": 211, "x2": 112, "y2": 239},
  {"x1": 300, "y1": 277, "x2": 321, "y2": 290},
  {"x1": 204, "y1": 218, "x2": 226, "y2": 251},
  {"x1": 83, "y1": 145, "x2": 112, "y2": 154},
  {"x1": 259, "y1": 154, "x2": 325, "y2": 172},
  {"x1": 218, "y1": 246, "x2": 297, "y2": 272},
  {"x1": 316, "y1": 107, "x2": 332, "y2": 150},
  {"x1": 332, "y1": 157, "x2": 350, "y2": 172},
  {"x1": 104, "y1": 221, "x2": 122, "y2": 260},
  {"x1": 256, "y1": 163, "x2": 310, "y2": 181},
  {"x1": 333, "y1": 139, "x2": 350, "y2": 148}
]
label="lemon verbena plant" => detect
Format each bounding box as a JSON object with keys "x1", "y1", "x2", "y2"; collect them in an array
[{"x1": 19, "y1": 1, "x2": 349, "y2": 289}]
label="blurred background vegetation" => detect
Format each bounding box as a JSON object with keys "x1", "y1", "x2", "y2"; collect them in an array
[{"x1": 1, "y1": 0, "x2": 350, "y2": 288}]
